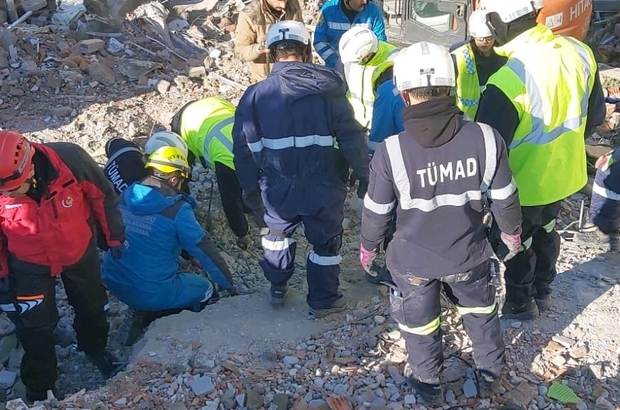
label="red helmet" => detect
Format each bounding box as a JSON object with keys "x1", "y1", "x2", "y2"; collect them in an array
[{"x1": 0, "y1": 131, "x2": 35, "y2": 191}]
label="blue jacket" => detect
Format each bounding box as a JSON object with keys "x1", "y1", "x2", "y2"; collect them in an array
[
  {"x1": 369, "y1": 79, "x2": 405, "y2": 154},
  {"x1": 233, "y1": 62, "x2": 368, "y2": 214},
  {"x1": 102, "y1": 177, "x2": 231, "y2": 311},
  {"x1": 591, "y1": 149, "x2": 620, "y2": 234},
  {"x1": 313, "y1": 0, "x2": 386, "y2": 69}
]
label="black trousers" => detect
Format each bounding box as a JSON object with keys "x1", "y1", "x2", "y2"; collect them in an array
[
  {"x1": 215, "y1": 161, "x2": 249, "y2": 238},
  {"x1": 7, "y1": 245, "x2": 109, "y2": 393},
  {"x1": 390, "y1": 260, "x2": 504, "y2": 383},
  {"x1": 504, "y1": 202, "x2": 561, "y2": 306}
]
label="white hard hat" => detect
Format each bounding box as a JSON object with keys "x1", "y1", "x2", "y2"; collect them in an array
[
  {"x1": 339, "y1": 26, "x2": 379, "y2": 64},
  {"x1": 468, "y1": 10, "x2": 492, "y2": 38},
  {"x1": 266, "y1": 20, "x2": 310, "y2": 49},
  {"x1": 393, "y1": 42, "x2": 455, "y2": 92},
  {"x1": 480, "y1": 0, "x2": 543, "y2": 23},
  {"x1": 144, "y1": 131, "x2": 189, "y2": 157}
]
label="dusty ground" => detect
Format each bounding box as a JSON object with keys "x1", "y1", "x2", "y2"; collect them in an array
[{"x1": 1, "y1": 4, "x2": 620, "y2": 410}]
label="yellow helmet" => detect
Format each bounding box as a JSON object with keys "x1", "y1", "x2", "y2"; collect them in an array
[{"x1": 145, "y1": 146, "x2": 190, "y2": 178}]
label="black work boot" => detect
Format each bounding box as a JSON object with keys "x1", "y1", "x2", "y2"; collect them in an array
[
  {"x1": 26, "y1": 387, "x2": 57, "y2": 403},
  {"x1": 535, "y1": 291, "x2": 552, "y2": 312},
  {"x1": 87, "y1": 351, "x2": 124, "y2": 379},
  {"x1": 366, "y1": 264, "x2": 394, "y2": 285},
  {"x1": 476, "y1": 370, "x2": 501, "y2": 398},
  {"x1": 501, "y1": 298, "x2": 539, "y2": 321},
  {"x1": 404, "y1": 363, "x2": 444, "y2": 405},
  {"x1": 270, "y1": 284, "x2": 289, "y2": 306},
  {"x1": 309, "y1": 297, "x2": 347, "y2": 318}
]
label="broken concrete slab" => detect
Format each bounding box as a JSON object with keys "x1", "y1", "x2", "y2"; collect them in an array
[{"x1": 80, "y1": 38, "x2": 105, "y2": 53}]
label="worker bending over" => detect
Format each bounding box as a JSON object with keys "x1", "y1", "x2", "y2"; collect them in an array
[
  {"x1": 233, "y1": 21, "x2": 368, "y2": 317},
  {"x1": 313, "y1": 0, "x2": 386, "y2": 70},
  {"x1": 339, "y1": 26, "x2": 398, "y2": 132},
  {"x1": 450, "y1": 9, "x2": 506, "y2": 120},
  {"x1": 102, "y1": 147, "x2": 237, "y2": 342},
  {"x1": 476, "y1": 0, "x2": 606, "y2": 319},
  {"x1": 360, "y1": 42, "x2": 522, "y2": 405},
  {"x1": 171, "y1": 97, "x2": 265, "y2": 249},
  {"x1": 0, "y1": 131, "x2": 126, "y2": 402}
]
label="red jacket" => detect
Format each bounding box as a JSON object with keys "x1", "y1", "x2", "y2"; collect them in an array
[{"x1": 0, "y1": 143, "x2": 125, "y2": 276}]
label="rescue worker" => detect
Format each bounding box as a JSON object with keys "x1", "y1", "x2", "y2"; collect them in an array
[
  {"x1": 313, "y1": 0, "x2": 386, "y2": 70},
  {"x1": 339, "y1": 26, "x2": 398, "y2": 131},
  {"x1": 0, "y1": 131, "x2": 126, "y2": 402},
  {"x1": 368, "y1": 79, "x2": 404, "y2": 154},
  {"x1": 170, "y1": 97, "x2": 265, "y2": 249},
  {"x1": 102, "y1": 138, "x2": 149, "y2": 195},
  {"x1": 575, "y1": 149, "x2": 620, "y2": 252},
  {"x1": 233, "y1": 21, "x2": 369, "y2": 316},
  {"x1": 359, "y1": 42, "x2": 522, "y2": 405},
  {"x1": 234, "y1": 0, "x2": 303, "y2": 82},
  {"x1": 476, "y1": 0, "x2": 606, "y2": 319},
  {"x1": 450, "y1": 9, "x2": 507, "y2": 120},
  {"x1": 102, "y1": 147, "x2": 237, "y2": 344}
]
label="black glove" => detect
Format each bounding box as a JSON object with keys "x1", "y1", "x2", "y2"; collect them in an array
[{"x1": 349, "y1": 173, "x2": 369, "y2": 199}]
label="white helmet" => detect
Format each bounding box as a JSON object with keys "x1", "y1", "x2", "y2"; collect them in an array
[
  {"x1": 393, "y1": 42, "x2": 455, "y2": 92},
  {"x1": 266, "y1": 20, "x2": 310, "y2": 49},
  {"x1": 468, "y1": 10, "x2": 492, "y2": 38},
  {"x1": 144, "y1": 131, "x2": 188, "y2": 157},
  {"x1": 339, "y1": 26, "x2": 379, "y2": 64},
  {"x1": 480, "y1": 0, "x2": 543, "y2": 23}
]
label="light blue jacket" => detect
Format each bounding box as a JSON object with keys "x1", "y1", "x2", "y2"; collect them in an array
[
  {"x1": 369, "y1": 79, "x2": 404, "y2": 153},
  {"x1": 102, "y1": 177, "x2": 231, "y2": 311},
  {"x1": 313, "y1": 0, "x2": 386, "y2": 69}
]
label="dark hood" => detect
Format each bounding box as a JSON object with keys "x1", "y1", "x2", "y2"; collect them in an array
[
  {"x1": 273, "y1": 62, "x2": 346, "y2": 102},
  {"x1": 402, "y1": 97, "x2": 462, "y2": 148}
]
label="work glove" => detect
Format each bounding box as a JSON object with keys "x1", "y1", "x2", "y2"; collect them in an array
[
  {"x1": 500, "y1": 232, "x2": 521, "y2": 262},
  {"x1": 349, "y1": 173, "x2": 369, "y2": 199},
  {"x1": 359, "y1": 244, "x2": 378, "y2": 274},
  {"x1": 110, "y1": 240, "x2": 129, "y2": 260}
]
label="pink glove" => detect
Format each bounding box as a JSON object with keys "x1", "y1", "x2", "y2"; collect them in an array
[
  {"x1": 360, "y1": 244, "x2": 378, "y2": 274},
  {"x1": 500, "y1": 232, "x2": 521, "y2": 262}
]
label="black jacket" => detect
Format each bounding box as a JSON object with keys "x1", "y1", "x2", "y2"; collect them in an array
[
  {"x1": 360, "y1": 98, "x2": 522, "y2": 278},
  {"x1": 103, "y1": 138, "x2": 149, "y2": 195}
]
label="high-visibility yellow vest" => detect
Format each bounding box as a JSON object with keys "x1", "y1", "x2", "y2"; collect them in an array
[
  {"x1": 487, "y1": 24, "x2": 597, "y2": 206},
  {"x1": 345, "y1": 41, "x2": 399, "y2": 129},
  {"x1": 178, "y1": 97, "x2": 236, "y2": 169},
  {"x1": 452, "y1": 42, "x2": 483, "y2": 121}
]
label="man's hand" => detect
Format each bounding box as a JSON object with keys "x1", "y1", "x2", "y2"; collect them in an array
[
  {"x1": 110, "y1": 240, "x2": 129, "y2": 260},
  {"x1": 349, "y1": 172, "x2": 369, "y2": 199},
  {"x1": 500, "y1": 232, "x2": 521, "y2": 262},
  {"x1": 254, "y1": 41, "x2": 269, "y2": 55},
  {"x1": 359, "y1": 244, "x2": 378, "y2": 274}
]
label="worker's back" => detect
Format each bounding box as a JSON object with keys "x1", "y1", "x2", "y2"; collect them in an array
[
  {"x1": 365, "y1": 118, "x2": 519, "y2": 278},
  {"x1": 235, "y1": 62, "x2": 351, "y2": 215}
]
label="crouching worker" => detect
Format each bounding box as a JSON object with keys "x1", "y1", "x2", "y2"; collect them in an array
[
  {"x1": 102, "y1": 147, "x2": 238, "y2": 344},
  {"x1": 0, "y1": 131, "x2": 126, "y2": 402},
  {"x1": 359, "y1": 43, "x2": 522, "y2": 405},
  {"x1": 170, "y1": 97, "x2": 265, "y2": 249}
]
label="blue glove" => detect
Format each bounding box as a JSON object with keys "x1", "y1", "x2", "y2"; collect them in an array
[{"x1": 110, "y1": 240, "x2": 129, "y2": 260}]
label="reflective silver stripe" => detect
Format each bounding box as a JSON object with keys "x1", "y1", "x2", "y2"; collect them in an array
[
  {"x1": 204, "y1": 117, "x2": 234, "y2": 157},
  {"x1": 247, "y1": 134, "x2": 334, "y2": 153},
  {"x1": 106, "y1": 146, "x2": 142, "y2": 164},
  {"x1": 508, "y1": 39, "x2": 594, "y2": 151},
  {"x1": 523, "y1": 237, "x2": 533, "y2": 249},
  {"x1": 363, "y1": 194, "x2": 396, "y2": 215},
  {"x1": 262, "y1": 237, "x2": 295, "y2": 251},
  {"x1": 593, "y1": 181, "x2": 620, "y2": 201},
  {"x1": 308, "y1": 251, "x2": 342, "y2": 266},
  {"x1": 487, "y1": 177, "x2": 517, "y2": 200},
  {"x1": 392, "y1": 87, "x2": 400, "y2": 97},
  {"x1": 103, "y1": 303, "x2": 110, "y2": 312},
  {"x1": 315, "y1": 42, "x2": 336, "y2": 60},
  {"x1": 0, "y1": 303, "x2": 16, "y2": 312},
  {"x1": 385, "y1": 135, "x2": 482, "y2": 211},
  {"x1": 327, "y1": 22, "x2": 351, "y2": 30},
  {"x1": 479, "y1": 122, "x2": 497, "y2": 193}
]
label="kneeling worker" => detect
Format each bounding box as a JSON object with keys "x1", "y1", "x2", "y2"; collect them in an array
[
  {"x1": 102, "y1": 147, "x2": 238, "y2": 335},
  {"x1": 360, "y1": 42, "x2": 522, "y2": 405},
  {"x1": 171, "y1": 97, "x2": 264, "y2": 249}
]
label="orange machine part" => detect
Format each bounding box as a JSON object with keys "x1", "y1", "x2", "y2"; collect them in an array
[{"x1": 473, "y1": 0, "x2": 593, "y2": 41}]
